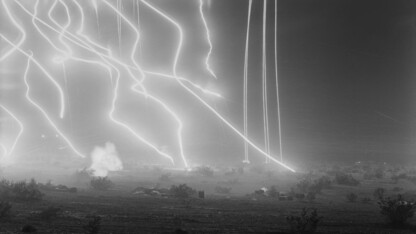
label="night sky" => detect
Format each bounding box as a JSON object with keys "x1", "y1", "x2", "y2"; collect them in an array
[{"x1": 1, "y1": 0, "x2": 416, "y2": 167}]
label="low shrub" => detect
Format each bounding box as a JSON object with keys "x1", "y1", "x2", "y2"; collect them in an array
[
  {"x1": 193, "y1": 166, "x2": 214, "y2": 177},
  {"x1": 158, "y1": 173, "x2": 172, "y2": 182},
  {"x1": 90, "y1": 177, "x2": 114, "y2": 191},
  {"x1": 170, "y1": 184, "x2": 196, "y2": 199},
  {"x1": 268, "y1": 186, "x2": 279, "y2": 198},
  {"x1": 306, "y1": 192, "x2": 316, "y2": 202},
  {"x1": 346, "y1": 192, "x2": 358, "y2": 202},
  {"x1": 39, "y1": 206, "x2": 61, "y2": 221},
  {"x1": 335, "y1": 172, "x2": 360, "y2": 186},
  {"x1": 361, "y1": 197, "x2": 372, "y2": 204},
  {"x1": 0, "y1": 179, "x2": 43, "y2": 202},
  {"x1": 373, "y1": 187, "x2": 385, "y2": 200},
  {"x1": 0, "y1": 201, "x2": 11, "y2": 218},
  {"x1": 378, "y1": 194, "x2": 416, "y2": 226},
  {"x1": 286, "y1": 208, "x2": 323, "y2": 233},
  {"x1": 21, "y1": 224, "x2": 37, "y2": 233},
  {"x1": 83, "y1": 216, "x2": 101, "y2": 234},
  {"x1": 215, "y1": 186, "x2": 231, "y2": 194}
]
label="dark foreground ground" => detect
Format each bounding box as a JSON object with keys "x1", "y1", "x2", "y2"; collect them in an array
[{"x1": 1, "y1": 163, "x2": 416, "y2": 233}]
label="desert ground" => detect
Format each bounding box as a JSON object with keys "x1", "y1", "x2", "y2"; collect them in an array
[{"x1": 0, "y1": 162, "x2": 416, "y2": 233}]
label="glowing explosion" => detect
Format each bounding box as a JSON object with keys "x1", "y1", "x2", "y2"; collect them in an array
[{"x1": 0, "y1": 0, "x2": 295, "y2": 173}]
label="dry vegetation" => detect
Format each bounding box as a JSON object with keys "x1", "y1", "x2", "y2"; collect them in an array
[{"x1": 0, "y1": 162, "x2": 415, "y2": 233}]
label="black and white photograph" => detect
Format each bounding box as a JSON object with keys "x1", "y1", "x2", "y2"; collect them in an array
[{"x1": 0, "y1": 0, "x2": 416, "y2": 233}]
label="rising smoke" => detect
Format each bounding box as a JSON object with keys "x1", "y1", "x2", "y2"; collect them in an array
[{"x1": 89, "y1": 142, "x2": 123, "y2": 177}]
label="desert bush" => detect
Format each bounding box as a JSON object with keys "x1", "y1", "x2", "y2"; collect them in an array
[
  {"x1": 316, "y1": 176, "x2": 332, "y2": 189},
  {"x1": 296, "y1": 176, "x2": 331, "y2": 195},
  {"x1": 296, "y1": 179, "x2": 311, "y2": 194},
  {"x1": 268, "y1": 186, "x2": 279, "y2": 198},
  {"x1": 237, "y1": 167, "x2": 244, "y2": 175},
  {"x1": 38, "y1": 181, "x2": 77, "y2": 193},
  {"x1": 158, "y1": 173, "x2": 172, "y2": 182},
  {"x1": 346, "y1": 192, "x2": 358, "y2": 202},
  {"x1": 193, "y1": 166, "x2": 214, "y2": 177},
  {"x1": 294, "y1": 193, "x2": 306, "y2": 201},
  {"x1": 392, "y1": 187, "x2": 403, "y2": 192},
  {"x1": 378, "y1": 194, "x2": 416, "y2": 226},
  {"x1": 218, "y1": 178, "x2": 239, "y2": 186},
  {"x1": 170, "y1": 184, "x2": 196, "y2": 199},
  {"x1": 391, "y1": 173, "x2": 407, "y2": 183},
  {"x1": 21, "y1": 224, "x2": 37, "y2": 233},
  {"x1": 215, "y1": 186, "x2": 231, "y2": 194},
  {"x1": 12, "y1": 179, "x2": 43, "y2": 201},
  {"x1": 83, "y1": 216, "x2": 101, "y2": 234},
  {"x1": 335, "y1": 172, "x2": 359, "y2": 186},
  {"x1": 250, "y1": 165, "x2": 266, "y2": 174},
  {"x1": 361, "y1": 197, "x2": 372, "y2": 204},
  {"x1": 0, "y1": 201, "x2": 11, "y2": 218},
  {"x1": 90, "y1": 177, "x2": 114, "y2": 191},
  {"x1": 0, "y1": 179, "x2": 44, "y2": 202},
  {"x1": 73, "y1": 168, "x2": 92, "y2": 182},
  {"x1": 374, "y1": 167, "x2": 385, "y2": 179},
  {"x1": 306, "y1": 192, "x2": 316, "y2": 202},
  {"x1": 39, "y1": 206, "x2": 61, "y2": 221},
  {"x1": 373, "y1": 187, "x2": 385, "y2": 200},
  {"x1": 286, "y1": 208, "x2": 323, "y2": 233}
]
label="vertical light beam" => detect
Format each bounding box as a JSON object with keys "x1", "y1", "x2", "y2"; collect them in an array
[
  {"x1": 262, "y1": 0, "x2": 271, "y2": 163},
  {"x1": 274, "y1": 0, "x2": 283, "y2": 162},
  {"x1": 243, "y1": 0, "x2": 253, "y2": 164}
]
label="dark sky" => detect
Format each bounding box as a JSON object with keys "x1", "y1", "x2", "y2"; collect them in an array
[
  {"x1": 178, "y1": 0, "x2": 416, "y2": 164},
  {"x1": 1, "y1": 0, "x2": 416, "y2": 167}
]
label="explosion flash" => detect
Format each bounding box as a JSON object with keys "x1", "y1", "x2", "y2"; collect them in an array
[
  {"x1": 89, "y1": 142, "x2": 123, "y2": 177},
  {"x1": 0, "y1": 1, "x2": 296, "y2": 173}
]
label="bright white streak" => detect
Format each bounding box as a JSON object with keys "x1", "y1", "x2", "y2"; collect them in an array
[
  {"x1": 2, "y1": 0, "x2": 66, "y2": 120},
  {"x1": 1, "y1": 43, "x2": 66, "y2": 124},
  {"x1": 72, "y1": 0, "x2": 176, "y2": 165},
  {"x1": 141, "y1": 0, "x2": 295, "y2": 172},
  {"x1": 0, "y1": 0, "x2": 26, "y2": 62},
  {"x1": 199, "y1": 0, "x2": 217, "y2": 79},
  {"x1": 243, "y1": 0, "x2": 253, "y2": 164},
  {"x1": 91, "y1": 0, "x2": 99, "y2": 31},
  {"x1": 103, "y1": 0, "x2": 188, "y2": 168},
  {"x1": 144, "y1": 71, "x2": 221, "y2": 98},
  {"x1": 0, "y1": 104, "x2": 24, "y2": 157},
  {"x1": 262, "y1": 0, "x2": 271, "y2": 163},
  {"x1": 274, "y1": 1, "x2": 283, "y2": 162},
  {"x1": 117, "y1": 0, "x2": 122, "y2": 55},
  {"x1": 19, "y1": 52, "x2": 85, "y2": 158},
  {"x1": 48, "y1": 0, "x2": 73, "y2": 62},
  {"x1": 13, "y1": 0, "x2": 216, "y2": 100},
  {"x1": 1, "y1": 0, "x2": 177, "y2": 165},
  {"x1": 107, "y1": 65, "x2": 175, "y2": 165}
]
